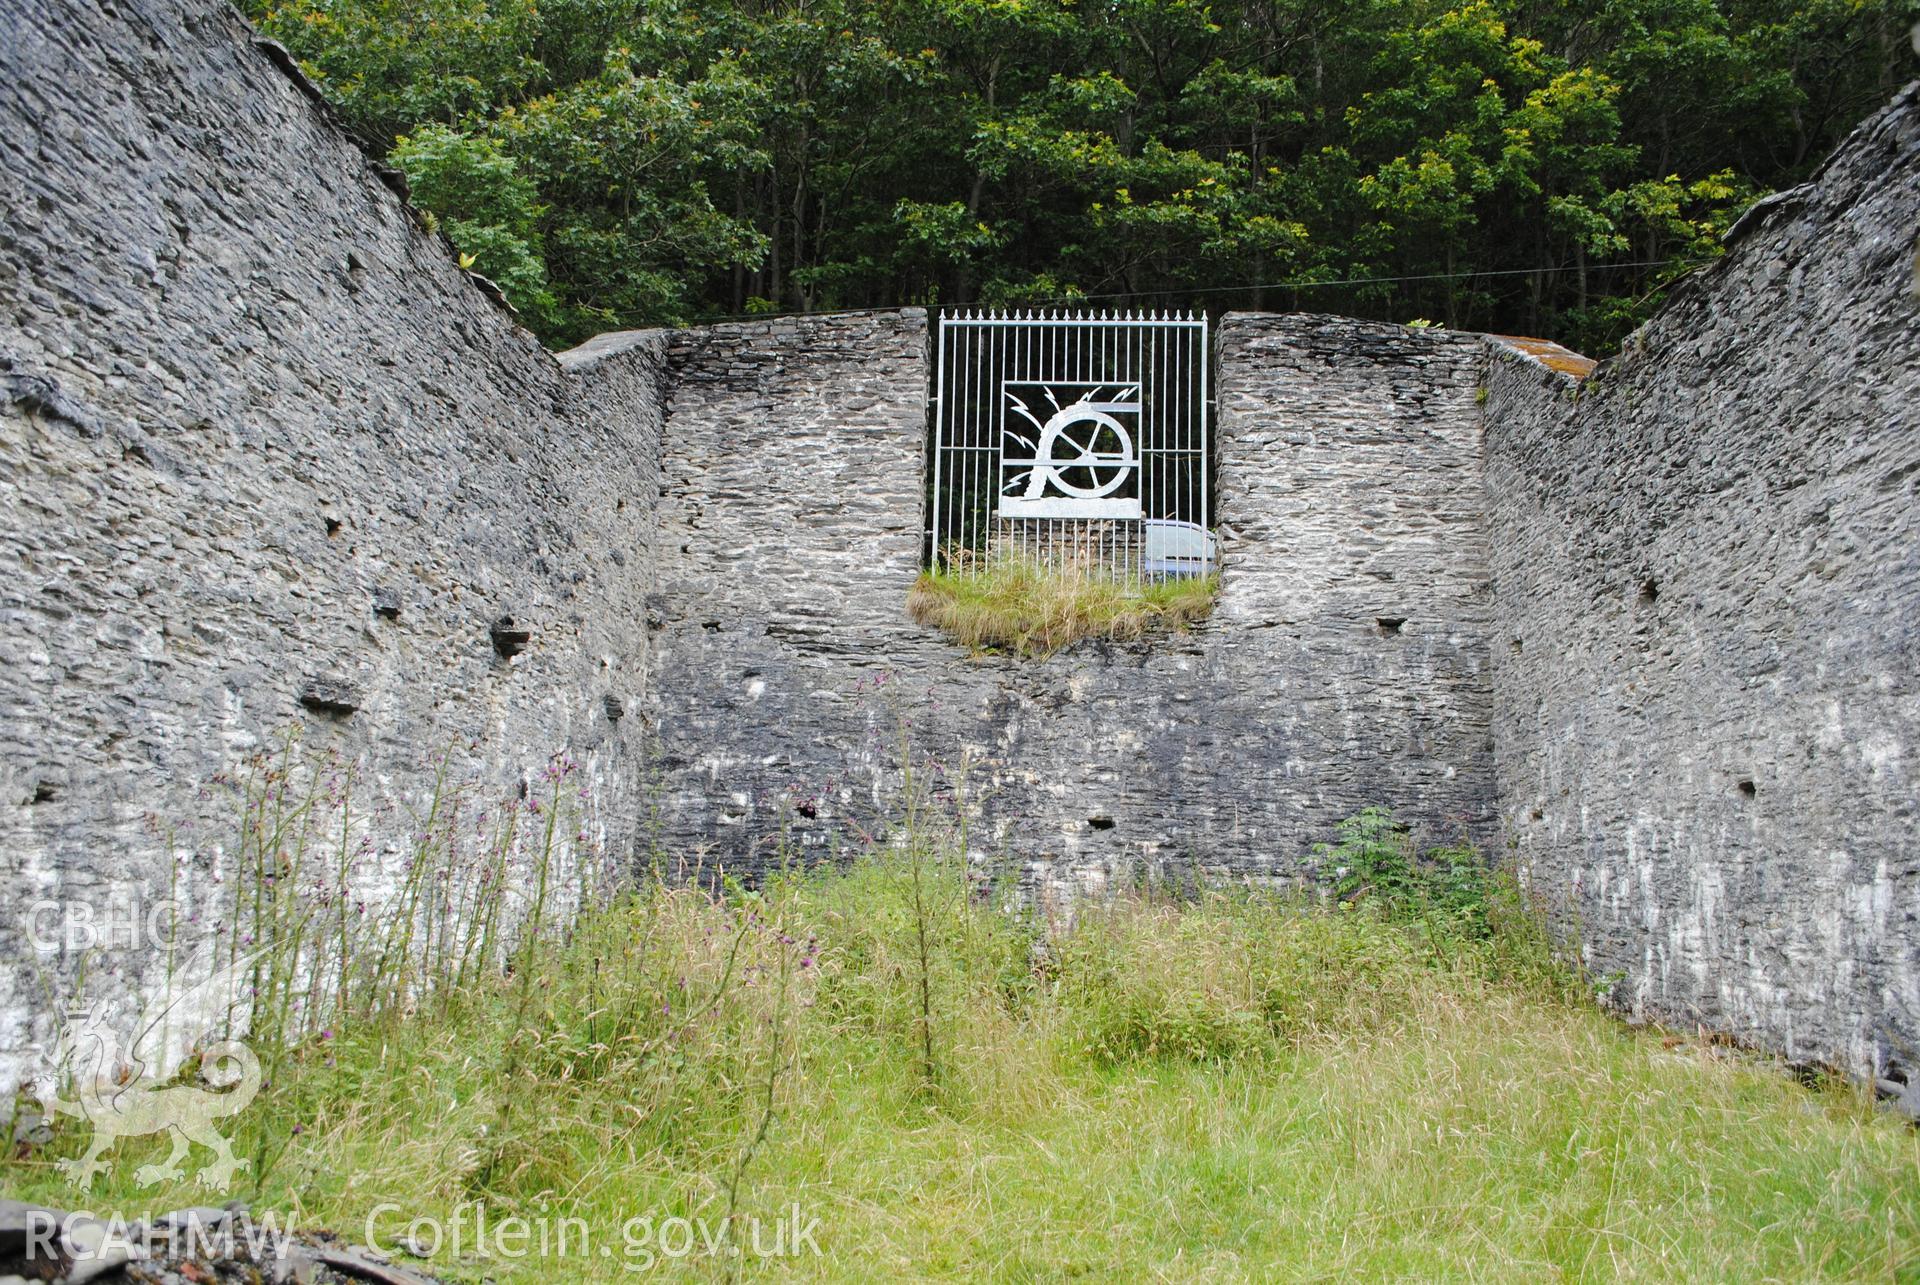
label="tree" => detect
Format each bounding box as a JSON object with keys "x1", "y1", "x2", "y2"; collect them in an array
[{"x1": 246, "y1": 0, "x2": 1920, "y2": 350}]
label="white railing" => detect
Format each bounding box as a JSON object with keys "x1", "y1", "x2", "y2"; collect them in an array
[{"x1": 928, "y1": 310, "x2": 1212, "y2": 582}]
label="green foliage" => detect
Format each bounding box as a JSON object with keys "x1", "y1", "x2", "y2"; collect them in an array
[
  {"x1": 245, "y1": 0, "x2": 1917, "y2": 350},
  {"x1": 391, "y1": 125, "x2": 557, "y2": 324},
  {"x1": 907, "y1": 558, "x2": 1217, "y2": 657}
]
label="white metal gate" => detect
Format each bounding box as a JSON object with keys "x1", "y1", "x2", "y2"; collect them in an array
[{"x1": 926, "y1": 310, "x2": 1212, "y2": 581}]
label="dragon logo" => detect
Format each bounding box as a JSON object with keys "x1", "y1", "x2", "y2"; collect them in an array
[{"x1": 38, "y1": 949, "x2": 263, "y2": 1192}]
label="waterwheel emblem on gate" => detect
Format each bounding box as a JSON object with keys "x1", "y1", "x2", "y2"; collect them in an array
[{"x1": 999, "y1": 382, "x2": 1143, "y2": 520}]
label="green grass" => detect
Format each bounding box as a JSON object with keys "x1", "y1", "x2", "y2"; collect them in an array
[
  {"x1": 8, "y1": 842, "x2": 1917, "y2": 1282},
  {"x1": 908, "y1": 556, "x2": 1218, "y2": 656}
]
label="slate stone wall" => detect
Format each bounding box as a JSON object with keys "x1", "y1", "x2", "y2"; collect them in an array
[
  {"x1": 1483, "y1": 85, "x2": 1920, "y2": 1081},
  {"x1": 644, "y1": 311, "x2": 1498, "y2": 898},
  {"x1": 0, "y1": 0, "x2": 668, "y2": 1094},
  {"x1": 5, "y1": 0, "x2": 1913, "y2": 1102}
]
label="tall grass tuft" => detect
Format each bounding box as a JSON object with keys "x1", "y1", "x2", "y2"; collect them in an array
[
  {"x1": 9, "y1": 739, "x2": 1917, "y2": 1282},
  {"x1": 908, "y1": 553, "x2": 1217, "y2": 656}
]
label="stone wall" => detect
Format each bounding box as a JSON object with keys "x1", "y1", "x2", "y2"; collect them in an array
[
  {"x1": 643, "y1": 311, "x2": 1498, "y2": 896},
  {"x1": 1483, "y1": 85, "x2": 1920, "y2": 1082},
  {"x1": 5, "y1": 0, "x2": 1914, "y2": 1102},
  {"x1": 0, "y1": 0, "x2": 668, "y2": 1095}
]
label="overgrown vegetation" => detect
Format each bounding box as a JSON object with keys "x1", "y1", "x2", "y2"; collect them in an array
[
  {"x1": 9, "y1": 739, "x2": 1919, "y2": 1280},
  {"x1": 908, "y1": 557, "x2": 1217, "y2": 656},
  {"x1": 242, "y1": 0, "x2": 1916, "y2": 350}
]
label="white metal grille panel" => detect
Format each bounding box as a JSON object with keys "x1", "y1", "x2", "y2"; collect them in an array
[{"x1": 927, "y1": 311, "x2": 1211, "y2": 581}]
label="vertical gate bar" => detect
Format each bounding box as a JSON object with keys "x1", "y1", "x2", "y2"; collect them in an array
[
  {"x1": 962, "y1": 316, "x2": 972, "y2": 569},
  {"x1": 1103, "y1": 315, "x2": 1111, "y2": 582},
  {"x1": 1007, "y1": 314, "x2": 1015, "y2": 568},
  {"x1": 1050, "y1": 314, "x2": 1056, "y2": 573},
  {"x1": 1164, "y1": 311, "x2": 1173, "y2": 550},
  {"x1": 975, "y1": 315, "x2": 986, "y2": 565},
  {"x1": 1160, "y1": 310, "x2": 1169, "y2": 545},
  {"x1": 1155, "y1": 310, "x2": 1163, "y2": 549},
  {"x1": 988, "y1": 316, "x2": 997, "y2": 564},
  {"x1": 1181, "y1": 317, "x2": 1190, "y2": 529},
  {"x1": 1132, "y1": 315, "x2": 1142, "y2": 584},
  {"x1": 958, "y1": 314, "x2": 969, "y2": 569},
  {"x1": 997, "y1": 313, "x2": 1006, "y2": 565},
  {"x1": 1191, "y1": 316, "x2": 1200, "y2": 529},
  {"x1": 964, "y1": 313, "x2": 974, "y2": 568},
  {"x1": 1195, "y1": 317, "x2": 1203, "y2": 528},
  {"x1": 1054, "y1": 313, "x2": 1062, "y2": 572},
  {"x1": 1098, "y1": 315, "x2": 1113, "y2": 580},
  {"x1": 1066, "y1": 314, "x2": 1075, "y2": 574},
  {"x1": 1019, "y1": 314, "x2": 1029, "y2": 568},
  {"x1": 1144, "y1": 313, "x2": 1159, "y2": 572},
  {"x1": 1169, "y1": 311, "x2": 1178, "y2": 540},
  {"x1": 953, "y1": 312, "x2": 963, "y2": 568},
  {"x1": 1013, "y1": 313, "x2": 1022, "y2": 568},
  {"x1": 1045, "y1": 313, "x2": 1051, "y2": 569},
  {"x1": 1080, "y1": 315, "x2": 1087, "y2": 576},
  {"x1": 970, "y1": 315, "x2": 982, "y2": 568},
  {"x1": 1152, "y1": 314, "x2": 1163, "y2": 578},
  {"x1": 957, "y1": 312, "x2": 968, "y2": 566},
  {"x1": 1198, "y1": 317, "x2": 1210, "y2": 543},
  {"x1": 931, "y1": 312, "x2": 944, "y2": 569},
  {"x1": 1188, "y1": 317, "x2": 1197, "y2": 529},
  {"x1": 1115, "y1": 315, "x2": 1123, "y2": 582},
  {"x1": 1189, "y1": 316, "x2": 1198, "y2": 530},
  {"x1": 1128, "y1": 314, "x2": 1138, "y2": 583},
  {"x1": 1006, "y1": 312, "x2": 1015, "y2": 567},
  {"x1": 954, "y1": 315, "x2": 966, "y2": 569},
  {"x1": 1171, "y1": 313, "x2": 1180, "y2": 557},
  {"x1": 1186, "y1": 315, "x2": 1194, "y2": 529},
  {"x1": 980, "y1": 316, "x2": 990, "y2": 565}
]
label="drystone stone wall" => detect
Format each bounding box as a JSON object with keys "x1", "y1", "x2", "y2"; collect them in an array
[
  {"x1": 0, "y1": 0, "x2": 668, "y2": 1097},
  {"x1": 643, "y1": 311, "x2": 1498, "y2": 898},
  {"x1": 4, "y1": 0, "x2": 1915, "y2": 1103},
  {"x1": 1483, "y1": 85, "x2": 1920, "y2": 1083}
]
